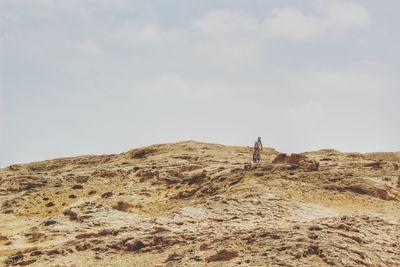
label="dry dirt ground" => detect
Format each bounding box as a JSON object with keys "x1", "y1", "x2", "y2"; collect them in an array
[{"x1": 1, "y1": 141, "x2": 399, "y2": 267}]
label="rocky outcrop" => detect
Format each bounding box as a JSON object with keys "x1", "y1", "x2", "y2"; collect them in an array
[
  {"x1": 0, "y1": 141, "x2": 399, "y2": 266},
  {"x1": 272, "y1": 153, "x2": 320, "y2": 171}
]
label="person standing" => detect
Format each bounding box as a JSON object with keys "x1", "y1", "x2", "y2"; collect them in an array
[{"x1": 253, "y1": 137, "x2": 263, "y2": 163}]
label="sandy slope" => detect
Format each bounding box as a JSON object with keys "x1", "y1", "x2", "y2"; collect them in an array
[{"x1": 0, "y1": 141, "x2": 399, "y2": 266}]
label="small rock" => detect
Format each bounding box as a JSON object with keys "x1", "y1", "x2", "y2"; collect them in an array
[
  {"x1": 98, "y1": 229, "x2": 119, "y2": 236},
  {"x1": 269, "y1": 234, "x2": 281, "y2": 239},
  {"x1": 228, "y1": 178, "x2": 242, "y2": 186},
  {"x1": 306, "y1": 161, "x2": 320, "y2": 172},
  {"x1": 63, "y1": 209, "x2": 79, "y2": 221},
  {"x1": 350, "y1": 235, "x2": 363, "y2": 244},
  {"x1": 192, "y1": 256, "x2": 202, "y2": 262},
  {"x1": 243, "y1": 164, "x2": 251, "y2": 171},
  {"x1": 309, "y1": 225, "x2": 323, "y2": 231},
  {"x1": 69, "y1": 194, "x2": 77, "y2": 199},
  {"x1": 43, "y1": 220, "x2": 57, "y2": 226},
  {"x1": 46, "y1": 202, "x2": 55, "y2": 207},
  {"x1": 165, "y1": 252, "x2": 182, "y2": 262},
  {"x1": 125, "y1": 240, "x2": 146, "y2": 252},
  {"x1": 30, "y1": 251, "x2": 43, "y2": 256},
  {"x1": 304, "y1": 245, "x2": 323, "y2": 256},
  {"x1": 46, "y1": 249, "x2": 62, "y2": 255},
  {"x1": 6, "y1": 254, "x2": 23, "y2": 265},
  {"x1": 72, "y1": 184, "x2": 83, "y2": 189},
  {"x1": 287, "y1": 164, "x2": 298, "y2": 170},
  {"x1": 76, "y1": 233, "x2": 98, "y2": 239},
  {"x1": 75, "y1": 243, "x2": 91, "y2": 251},
  {"x1": 101, "y1": 192, "x2": 113, "y2": 199},
  {"x1": 184, "y1": 172, "x2": 206, "y2": 185},
  {"x1": 17, "y1": 259, "x2": 37, "y2": 266},
  {"x1": 308, "y1": 233, "x2": 318, "y2": 240},
  {"x1": 206, "y1": 249, "x2": 239, "y2": 262},
  {"x1": 75, "y1": 176, "x2": 89, "y2": 183},
  {"x1": 199, "y1": 243, "x2": 209, "y2": 251},
  {"x1": 113, "y1": 201, "x2": 132, "y2": 212},
  {"x1": 163, "y1": 177, "x2": 180, "y2": 184}
]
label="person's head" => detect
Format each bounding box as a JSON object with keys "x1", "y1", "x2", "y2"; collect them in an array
[{"x1": 258, "y1": 137, "x2": 261, "y2": 141}]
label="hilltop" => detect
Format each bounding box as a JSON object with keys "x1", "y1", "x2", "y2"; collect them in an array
[{"x1": 1, "y1": 141, "x2": 399, "y2": 266}]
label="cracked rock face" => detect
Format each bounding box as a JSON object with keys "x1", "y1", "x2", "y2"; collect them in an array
[{"x1": 1, "y1": 141, "x2": 400, "y2": 266}]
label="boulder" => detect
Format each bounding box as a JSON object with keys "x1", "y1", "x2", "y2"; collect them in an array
[{"x1": 125, "y1": 240, "x2": 146, "y2": 252}]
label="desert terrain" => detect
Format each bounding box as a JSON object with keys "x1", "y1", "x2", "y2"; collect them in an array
[{"x1": 0, "y1": 141, "x2": 399, "y2": 266}]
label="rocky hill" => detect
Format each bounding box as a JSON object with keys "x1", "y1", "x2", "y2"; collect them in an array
[{"x1": 0, "y1": 141, "x2": 399, "y2": 266}]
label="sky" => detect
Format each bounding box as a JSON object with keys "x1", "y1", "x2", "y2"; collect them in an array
[{"x1": 0, "y1": 0, "x2": 399, "y2": 167}]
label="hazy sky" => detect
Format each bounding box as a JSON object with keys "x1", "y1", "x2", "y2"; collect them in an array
[{"x1": 1, "y1": 0, "x2": 399, "y2": 167}]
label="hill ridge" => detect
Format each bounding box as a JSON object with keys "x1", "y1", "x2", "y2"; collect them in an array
[{"x1": 1, "y1": 141, "x2": 399, "y2": 266}]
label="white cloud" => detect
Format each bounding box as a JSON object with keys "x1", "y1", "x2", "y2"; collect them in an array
[
  {"x1": 150, "y1": 73, "x2": 188, "y2": 94},
  {"x1": 190, "y1": 9, "x2": 264, "y2": 69},
  {"x1": 114, "y1": 24, "x2": 161, "y2": 46},
  {"x1": 316, "y1": 0, "x2": 370, "y2": 31},
  {"x1": 191, "y1": 37, "x2": 262, "y2": 70},
  {"x1": 263, "y1": 8, "x2": 321, "y2": 41},
  {"x1": 187, "y1": 2, "x2": 370, "y2": 69},
  {"x1": 76, "y1": 41, "x2": 103, "y2": 56},
  {"x1": 148, "y1": 73, "x2": 228, "y2": 98},
  {"x1": 264, "y1": 0, "x2": 370, "y2": 41},
  {"x1": 192, "y1": 9, "x2": 260, "y2": 37},
  {"x1": 1, "y1": 0, "x2": 398, "y2": 167}
]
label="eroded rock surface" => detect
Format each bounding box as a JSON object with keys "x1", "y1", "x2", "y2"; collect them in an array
[{"x1": 1, "y1": 141, "x2": 399, "y2": 266}]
